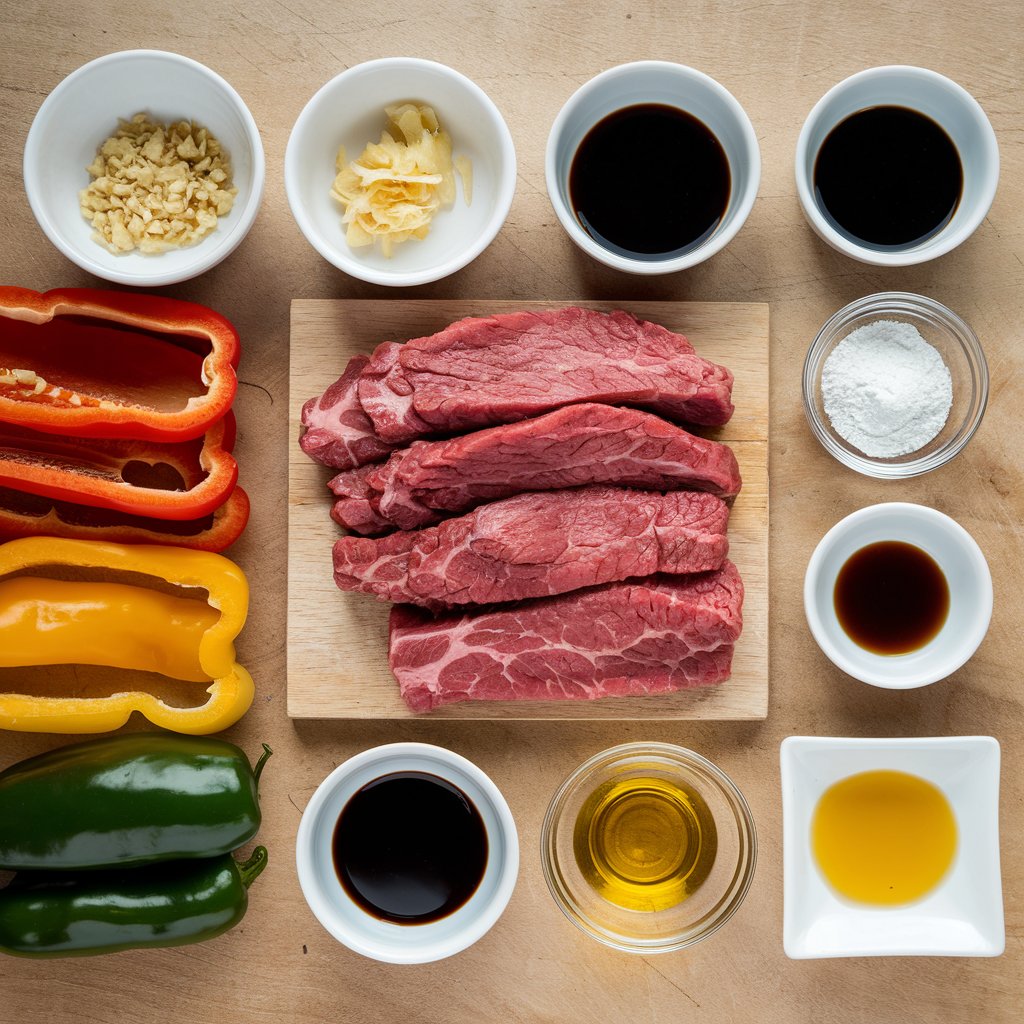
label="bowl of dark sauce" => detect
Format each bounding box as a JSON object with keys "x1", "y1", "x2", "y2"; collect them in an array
[
  {"x1": 296, "y1": 743, "x2": 518, "y2": 963},
  {"x1": 795, "y1": 66, "x2": 998, "y2": 266},
  {"x1": 803, "y1": 503, "x2": 992, "y2": 689},
  {"x1": 546, "y1": 62, "x2": 760, "y2": 274}
]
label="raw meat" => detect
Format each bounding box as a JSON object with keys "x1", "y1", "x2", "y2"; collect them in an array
[
  {"x1": 299, "y1": 352, "x2": 398, "y2": 470},
  {"x1": 332, "y1": 487, "x2": 729, "y2": 607},
  {"x1": 330, "y1": 403, "x2": 743, "y2": 534},
  {"x1": 389, "y1": 563, "x2": 744, "y2": 711},
  {"x1": 358, "y1": 307, "x2": 735, "y2": 442},
  {"x1": 329, "y1": 463, "x2": 391, "y2": 533}
]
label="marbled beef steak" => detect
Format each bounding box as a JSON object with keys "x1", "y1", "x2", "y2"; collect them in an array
[
  {"x1": 388, "y1": 563, "x2": 744, "y2": 711},
  {"x1": 300, "y1": 307, "x2": 734, "y2": 469},
  {"x1": 329, "y1": 403, "x2": 742, "y2": 534},
  {"x1": 332, "y1": 486, "x2": 730, "y2": 607}
]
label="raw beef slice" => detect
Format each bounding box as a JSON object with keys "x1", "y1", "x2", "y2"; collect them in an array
[
  {"x1": 389, "y1": 563, "x2": 744, "y2": 711},
  {"x1": 332, "y1": 486, "x2": 730, "y2": 607},
  {"x1": 358, "y1": 307, "x2": 734, "y2": 442},
  {"x1": 330, "y1": 403, "x2": 743, "y2": 534},
  {"x1": 299, "y1": 351, "x2": 399, "y2": 470}
]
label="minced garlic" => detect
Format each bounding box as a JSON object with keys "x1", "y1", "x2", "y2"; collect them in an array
[{"x1": 79, "y1": 113, "x2": 237, "y2": 254}]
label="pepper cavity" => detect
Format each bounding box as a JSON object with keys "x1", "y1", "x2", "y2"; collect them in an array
[
  {"x1": 0, "y1": 536, "x2": 253, "y2": 735},
  {"x1": 0, "y1": 286, "x2": 248, "y2": 550}
]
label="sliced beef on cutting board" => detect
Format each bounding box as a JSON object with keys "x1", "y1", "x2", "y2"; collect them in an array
[
  {"x1": 358, "y1": 307, "x2": 735, "y2": 443},
  {"x1": 389, "y1": 563, "x2": 744, "y2": 711},
  {"x1": 332, "y1": 486, "x2": 730, "y2": 607},
  {"x1": 299, "y1": 352, "x2": 399, "y2": 469},
  {"x1": 330, "y1": 403, "x2": 743, "y2": 534},
  {"x1": 329, "y1": 463, "x2": 392, "y2": 533}
]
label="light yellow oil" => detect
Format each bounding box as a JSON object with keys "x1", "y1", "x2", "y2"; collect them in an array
[
  {"x1": 812, "y1": 770, "x2": 957, "y2": 906},
  {"x1": 573, "y1": 775, "x2": 717, "y2": 912}
]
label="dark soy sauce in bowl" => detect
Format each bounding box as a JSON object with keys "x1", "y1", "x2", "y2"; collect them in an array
[
  {"x1": 814, "y1": 105, "x2": 963, "y2": 249},
  {"x1": 333, "y1": 770, "x2": 488, "y2": 925},
  {"x1": 569, "y1": 104, "x2": 731, "y2": 260},
  {"x1": 834, "y1": 540, "x2": 950, "y2": 655}
]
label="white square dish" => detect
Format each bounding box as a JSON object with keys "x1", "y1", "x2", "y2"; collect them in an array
[{"x1": 780, "y1": 736, "x2": 1003, "y2": 958}]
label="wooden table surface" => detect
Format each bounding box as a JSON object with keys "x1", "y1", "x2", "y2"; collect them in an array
[{"x1": 1, "y1": 2, "x2": 1021, "y2": 1022}]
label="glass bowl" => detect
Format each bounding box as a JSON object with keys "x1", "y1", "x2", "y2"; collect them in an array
[
  {"x1": 541, "y1": 743, "x2": 756, "y2": 954},
  {"x1": 802, "y1": 292, "x2": 988, "y2": 478}
]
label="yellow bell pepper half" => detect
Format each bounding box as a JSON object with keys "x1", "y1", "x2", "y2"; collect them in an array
[{"x1": 0, "y1": 537, "x2": 253, "y2": 735}]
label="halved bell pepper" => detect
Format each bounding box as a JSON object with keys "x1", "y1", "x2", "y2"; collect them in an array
[
  {"x1": 0, "y1": 412, "x2": 238, "y2": 520},
  {"x1": 0, "y1": 286, "x2": 239, "y2": 441},
  {"x1": 0, "y1": 537, "x2": 253, "y2": 734},
  {"x1": 0, "y1": 484, "x2": 250, "y2": 551}
]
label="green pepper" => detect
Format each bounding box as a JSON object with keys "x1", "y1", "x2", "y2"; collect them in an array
[
  {"x1": 0, "y1": 734, "x2": 272, "y2": 871},
  {"x1": 0, "y1": 846, "x2": 267, "y2": 957}
]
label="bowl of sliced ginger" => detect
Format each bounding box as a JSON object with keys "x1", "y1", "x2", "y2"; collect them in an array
[{"x1": 285, "y1": 57, "x2": 516, "y2": 286}]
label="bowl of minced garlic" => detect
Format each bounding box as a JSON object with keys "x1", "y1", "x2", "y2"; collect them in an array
[
  {"x1": 23, "y1": 49, "x2": 265, "y2": 286},
  {"x1": 285, "y1": 58, "x2": 516, "y2": 287},
  {"x1": 802, "y1": 292, "x2": 988, "y2": 479}
]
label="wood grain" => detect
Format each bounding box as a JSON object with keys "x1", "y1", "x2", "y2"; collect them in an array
[
  {"x1": 288, "y1": 300, "x2": 769, "y2": 719},
  {"x1": 1, "y1": 1, "x2": 1022, "y2": 1022}
]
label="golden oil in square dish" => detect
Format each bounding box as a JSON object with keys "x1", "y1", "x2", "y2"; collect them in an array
[
  {"x1": 573, "y1": 774, "x2": 718, "y2": 912},
  {"x1": 812, "y1": 769, "x2": 957, "y2": 906}
]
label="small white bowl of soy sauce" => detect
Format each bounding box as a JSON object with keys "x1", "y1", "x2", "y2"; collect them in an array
[
  {"x1": 795, "y1": 66, "x2": 999, "y2": 266},
  {"x1": 803, "y1": 502, "x2": 993, "y2": 689},
  {"x1": 546, "y1": 61, "x2": 760, "y2": 274},
  {"x1": 295, "y1": 742, "x2": 519, "y2": 963}
]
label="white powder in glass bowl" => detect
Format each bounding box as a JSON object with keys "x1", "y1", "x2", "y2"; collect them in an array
[{"x1": 821, "y1": 319, "x2": 953, "y2": 458}]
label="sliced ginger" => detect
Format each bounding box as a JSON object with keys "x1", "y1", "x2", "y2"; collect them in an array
[{"x1": 330, "y1": 104, "x2": 471, "y2": 258}]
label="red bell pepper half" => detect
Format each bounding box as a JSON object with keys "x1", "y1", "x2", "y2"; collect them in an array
[
  {"x1": 0, "y1": 286, "x2": 239, "y2": 441},
  {"x1": 0, "y1": 484, "x2": 250, "y2": 552},
  {"x1": 0, "y1": 414, "x2": 238, "y2": 520}
]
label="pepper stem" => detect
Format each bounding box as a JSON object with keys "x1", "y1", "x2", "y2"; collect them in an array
[
  {"x1": 252, "y1": 743, "x2": 273, "y2": 788},
  {"x1": 237, "y1": 846, "x2": 268, "y2": 889}
]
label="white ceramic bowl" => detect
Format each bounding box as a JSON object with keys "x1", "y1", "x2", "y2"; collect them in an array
[
  {"x1": 295, "y1": 742, "x2": 519, "y2": 964},
  {"x1": 545, "y1": 61, "x2": 760, "y2": 274},
  {"x1": 795, "y1": 66, "x2": 999, "y2": 266},
  {"x1": 804, "y1": 503, "x2": 992, "y2": 688},
  {"x1": 781, "y1": 736, "x2": 1004, "y2": 959},
  {"x1": 23, "y1": 50, "x2": 265, "y2": 287},
  {"x1": 285, "y1": 58, "x2": 515, "y2": 286}
]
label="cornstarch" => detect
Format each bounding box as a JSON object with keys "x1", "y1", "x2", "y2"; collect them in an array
[{"x1": 821, "y1": 320, "x2": 953, "y2": 458}]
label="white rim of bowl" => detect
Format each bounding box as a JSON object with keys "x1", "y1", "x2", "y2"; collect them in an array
[
  {"x1": 295, "y1": 741, "x2": 519, "y2": 964},
  {"x1": 284, "y1": 57, "x2": 516, "y2": 287},
  {"x1": 794, "y1": 65, "x2": 999, "y2": 267},
  {"x1": 544, "y1": 60, "x2": 761, "y2": 275},
  {"x1": 803, "y1": 502, "x2": 993, "y2": 688},
  {"x1": 540, "y1": 741, "x2": 757, "y2": 953},
  {"x1": 23, "y1": 49, "x2": 266, "y2": 288},
  {"x1": 801, "y1": 291, "x2": 989, "y2": 478}
]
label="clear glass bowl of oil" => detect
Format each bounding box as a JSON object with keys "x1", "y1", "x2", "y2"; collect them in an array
[{"x1": 541, "y1": 743, "x2": 757, "y2": 953}]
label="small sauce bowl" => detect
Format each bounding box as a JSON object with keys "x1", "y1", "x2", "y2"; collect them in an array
[
  {"x1": 804, "y1": 502, "x2": 992, "y2": 688},
  {"x1": 546, "y1": 62, "x2": 760, "y2": 274},
  {"x1": 781, "y1": 736, "x2": 1004, "y2": 958},
  {"x1": 795, "y1": 66, "x2": 999, "y2": 266},
  {"x1": 295, "y1": 742, "x2": 518, "y2": 964}
]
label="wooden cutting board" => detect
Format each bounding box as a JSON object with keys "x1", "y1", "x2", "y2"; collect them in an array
[{"x1": 288, "y1": 300, "x2": 769, "y2": 719}]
